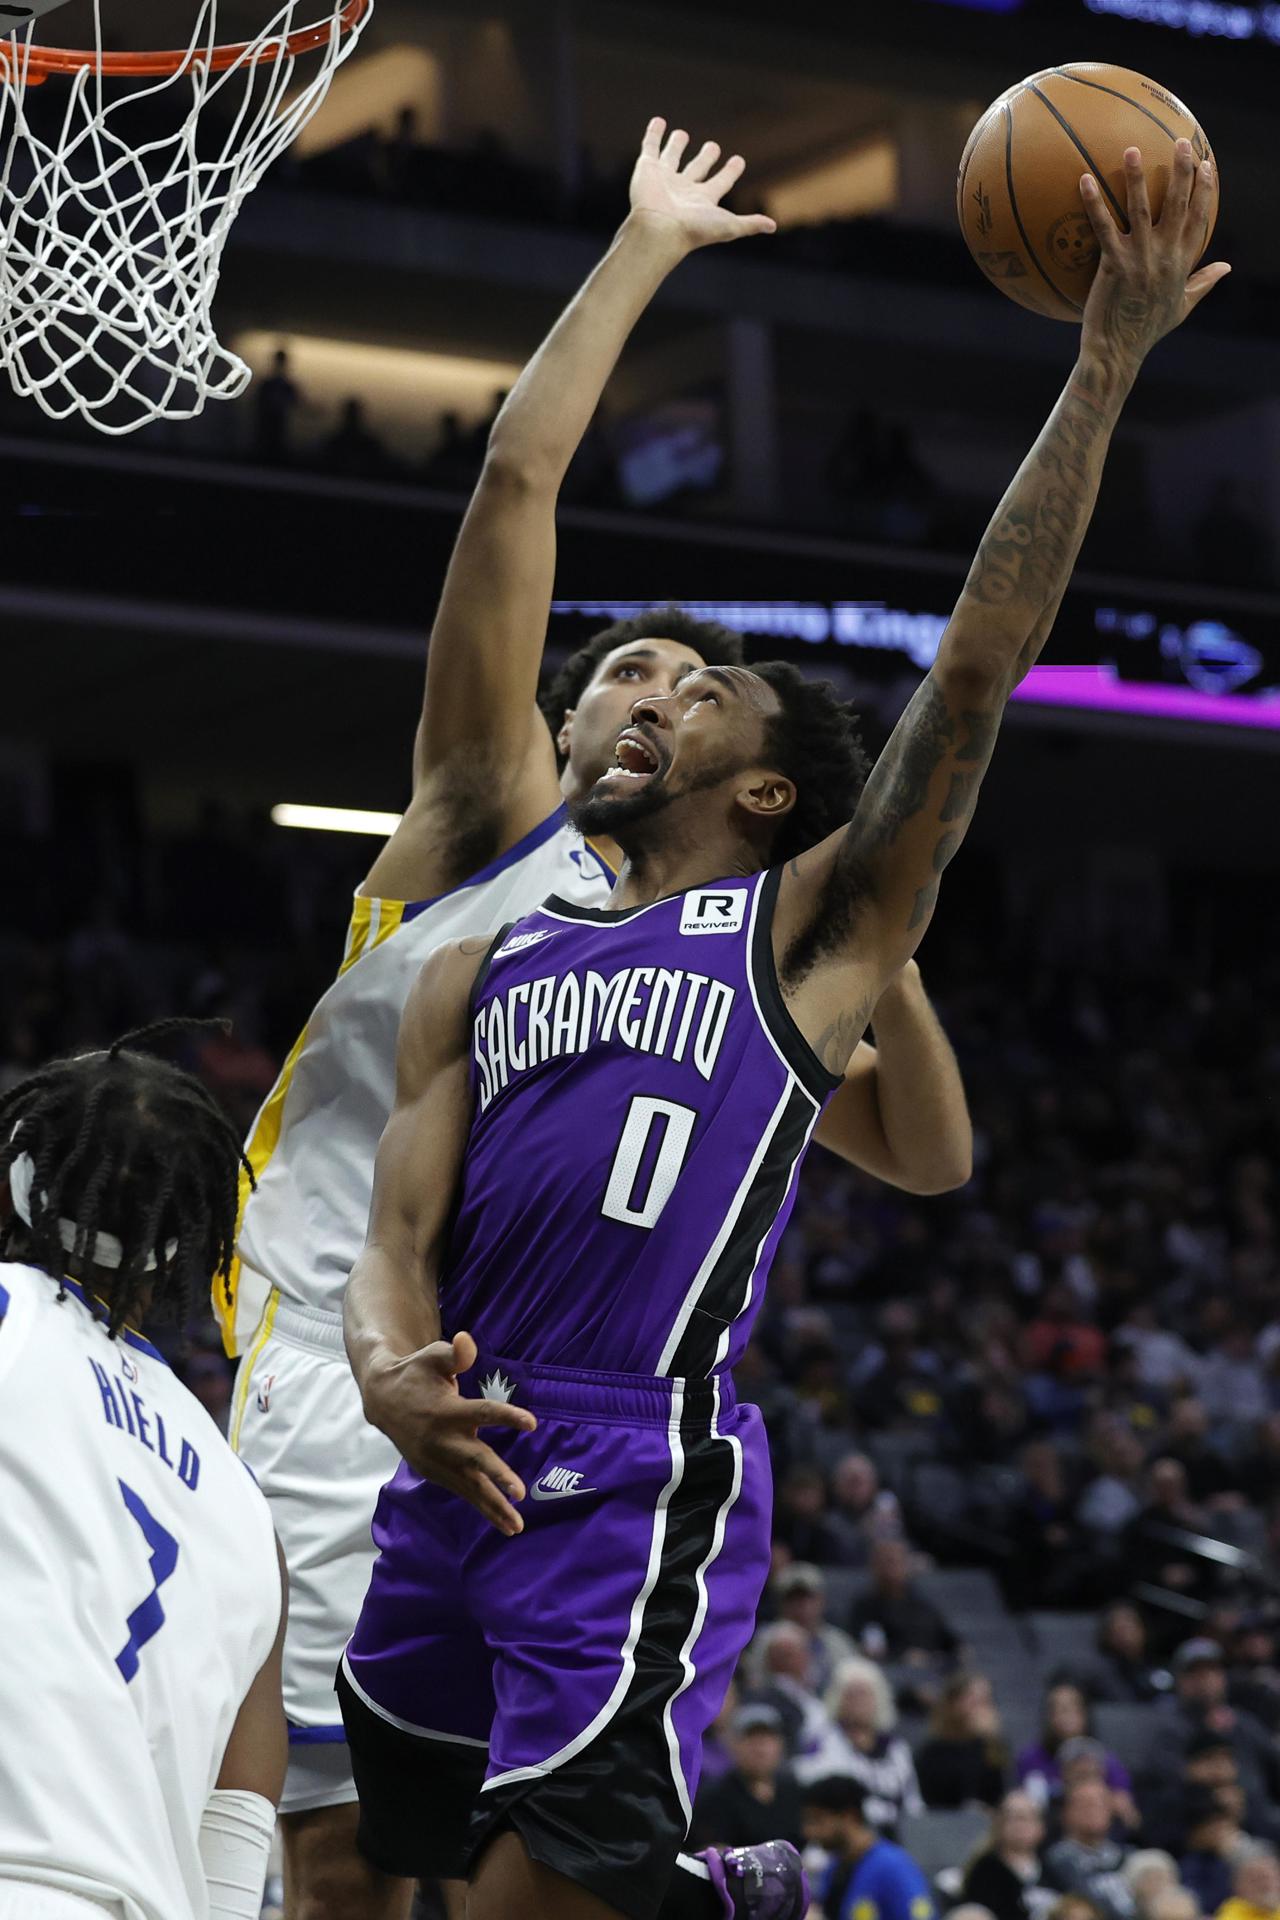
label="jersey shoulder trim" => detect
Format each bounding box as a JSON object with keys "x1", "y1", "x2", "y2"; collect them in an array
[
  {"x1": 361, "y1": 805, "x2": 576, "y2": 926},
  {"x1": 749, "y1": 868, "x2": 842, "y2": 1106}
]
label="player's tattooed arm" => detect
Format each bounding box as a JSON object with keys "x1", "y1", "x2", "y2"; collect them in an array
[
  {"x1": 777, "y1": 145, "x2": 1227, "y2": 1025},
  {"x1": 345, "y1": 936, "x2": 536, "y2": 1537}
]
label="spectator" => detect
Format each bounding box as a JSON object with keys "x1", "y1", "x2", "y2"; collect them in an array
[
  {"x1": 1160, "y1": 1399, "x2": 1238, "y2": 1504},
  {"x1": 1218, "y1": 1848, "x2": 1280, "y2": 1920},
  {"x1": 916, "y1": 1672, "x2": 1008, "y2": 1809},
  {"x1": 1225, "y1": 1616, "x2": 1280, "y2": 1734},
  {"x1": 801, "y1": 1775, "x2": 937, "y2": 1920},
  {"x1": 1087, "y1": 1605, "x2": 1174, "y2": 1705},
  {"x1": 1076, "y1": 1417, "x2": 1147, "y2": 1540},
  {"x1": 253, "y1": 347, "x2": 301, "y2": 465},
  {"x1": 848, "y1": 1538, "x2": 961, "y2": 1667},
  {"x1": 1024, "y1": 1282, "x2": 1108, "y2": 1381},
  {"x1": 1150, "y1": 1642, "x2": 1280, "y2": 1834},
  {"x1": 1043, "y1": 1779, "x2": 1135, "y2": 1920},
  {"x1": 1148, "y1": 1896, "x2": 1201, "y2": 1920},
  {"x1": 827, "y1": 1451, "x2": 901, "y2": 1567},
  {"x1": 320, "y1": 398, "x2": 396, "y2": 480},
  {"x1": 852, "y1": 1303, "x2": 946, "y2": 1433},
  {"x1": 1178, "y1": 1788, "x2": 1250, "y2": 1916},
  {"x1": 773, "y1": 1463, "x2": 847, "y2": 1565},
  {"x1": 1125, "y1": 1460, "x2": 1216, "y2": 1602},
  {"x1": 744, "y1": 1620, "x2": 834, "y2": 1761},
  {"x1": 1017, "y1": 1684, "x2": 1136, "y2": 1817},
  {"x1": 1142, "y1": 1732, "x2": 1245, "y2": 1855},
  {"x1": 1198, "y1": 1327, "x2": 1269, "y2": 1429},
  {"x1": 773, "y1": 1562, "x2": 859, "y2": 1696},
  {"x1": 177, "y1": 1348, "x2": 233, "y2": 1437},
  {"x1": 963, "y1": 1790, "x2": 1052, "y2": 1920},
  {"x1": 794, "y1": 1656, "x2": 924, "y2": 1836},
  {"x1": 691, "y1": 1702, "x2": 804, "y2": 1851},
  {"x1": 1121, "y1": 1852, "x2": 1179, "y2": 1920}
]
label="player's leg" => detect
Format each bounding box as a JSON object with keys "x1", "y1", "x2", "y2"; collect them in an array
[
  {"x1": 469, "y1": 1829, "x2": 626, "y2": 1920},
  {"x1": 336, "y1": 1476, "x2": 494, "y2": 1893},
  {"x1": 281, "y1": 1804, "x2": 414, "y2": 1920},
  {"x1": 232, "y1": 1309, "x2": 411, "y2": 1920}
]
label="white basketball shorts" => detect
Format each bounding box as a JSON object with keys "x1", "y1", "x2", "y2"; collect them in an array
[{"x1": 231, "y1": 1293, "x2": 398, "y2": 1814}]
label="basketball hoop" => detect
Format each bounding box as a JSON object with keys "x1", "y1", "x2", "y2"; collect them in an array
[{"x1": 0, "y1": 0, "x2": 374, "y2": 434}]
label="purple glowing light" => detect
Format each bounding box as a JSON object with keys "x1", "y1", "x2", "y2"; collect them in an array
[{"x1": 1014, "y1": 666, "x2": 1280, "y2": 731}]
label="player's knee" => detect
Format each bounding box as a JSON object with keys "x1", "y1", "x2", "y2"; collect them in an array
[{"x1": 283, "y1": 1802, "x2": 414, "y2": 1920}]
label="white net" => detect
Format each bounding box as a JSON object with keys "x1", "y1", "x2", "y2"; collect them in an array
[{"x1": 0, "y1": 0, "x2": 372, "y2": 434}]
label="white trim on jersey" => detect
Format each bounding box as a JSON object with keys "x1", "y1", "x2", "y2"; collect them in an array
[
  {"x1": 338, "y1": 1651, "x2": 490, "y2": 1748},
  {"x1": 660, "y1": 1375, "x2": 744, "y2": 1827},
  {"x1": 654, "y1": 1078, "x2": 795, "y2": 1376},
  {"x1": 480, "y1": 1381, "x2": 688, "y2": 1792}
]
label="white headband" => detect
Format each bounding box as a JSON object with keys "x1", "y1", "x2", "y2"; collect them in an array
[{"x1": 8, "y1": 1147, "x2": 176, "y2": 1274}]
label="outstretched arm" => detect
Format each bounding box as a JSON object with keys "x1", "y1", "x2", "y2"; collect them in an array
[
  {"x1": 344, "y1": 938, "x2": 537, "y2": 1534},
  {"x1": 361, "y1": 120, "x2": 775, "y2": 901},
  {"x1": 813, "y1": 963, "x2": 972, "y2": 1193},
  {"x1": 778, "y1": 141, "x2": 1226, "y2": 1072}
]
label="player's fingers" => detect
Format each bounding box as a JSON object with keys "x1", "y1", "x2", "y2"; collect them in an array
[
  {"x1": 640, "y1": 116, "x2": 665, "y2": 162},
  {"x1": 1161, "y1": 136, "x2": 1196, "y2": 226},
  {"x1": 1123, "y1": 147, "x2": 1151, "y2": 241},
  {"x1": 683, "y1": 139, "x2": 720, "y2": 183},
  {"x1": 705, "y1": 153, "x2": 746, "y2": 200},
  {"x1": 446, "y1": 1328, "x2": 477, "y2": 1376},
  {"x1": 1184, "y1": 260, "x2": 1231, "y2": 311},
  {"x1": 1187, "y1": 156, "x2": 1216, "y2": 236},
  {"x1": 731, "y1": 213, "x2": 777, "y2": 238},
  {"x1": 460, "y1": 1465, "x2": 525, "y2": 1537},
  {"x1": 1078, "y1": 174, "x2": 1122, "y2": 257},
  {"x1": 459, "y1": 1397, "x2": 538, "y2": 1434},
  {"x1": 661, "y1": 127, "x2": 690, "y2": 169}
]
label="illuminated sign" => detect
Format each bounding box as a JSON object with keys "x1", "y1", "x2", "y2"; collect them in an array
[
  {"x1": 552, "y1": 600, "x2": 1280, "y2": 733},
  {"x1": 1083, "y1": 0, "x2": 1280, "y2": 39}
]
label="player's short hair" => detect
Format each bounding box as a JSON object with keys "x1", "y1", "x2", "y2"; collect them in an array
[
  {"x1": 539, "y1": 606, "x2": 746, "y2": 768},
  {"x1": 0, "y1": 1020, "x2": 252, "y2": 1339},
  {"x1": 752, "y1": 659, "x2": 870, "y2": 866}
]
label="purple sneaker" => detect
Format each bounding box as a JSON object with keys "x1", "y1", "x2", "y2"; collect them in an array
[{"x1": 699, "y1": 1841, "x2": 810, "y2": 1919}]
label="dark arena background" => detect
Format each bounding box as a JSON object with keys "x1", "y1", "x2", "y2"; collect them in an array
[{"x1": 3, "y1": 2, "x2": 1280, "y2": 1917}]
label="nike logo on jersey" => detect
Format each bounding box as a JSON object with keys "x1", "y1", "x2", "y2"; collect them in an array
[
  {"x1": 529, "y1": 1466, "x2": 597, "y2": 1501},
  {"x1": 495, "y1": 929, "x2": 556, "y2": 959}
]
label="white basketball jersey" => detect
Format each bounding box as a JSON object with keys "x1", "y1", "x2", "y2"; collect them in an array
[
  {"x1": 220, "y1": 807, "x2": 614, "y2": 1355},
  {"x1": 0, "y1": 1263, "x2": 279, "y2": 1920}
]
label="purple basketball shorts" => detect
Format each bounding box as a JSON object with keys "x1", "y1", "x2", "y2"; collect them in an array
[{"x1": 339, "y1": 1351, "x2": 772, "y2": 1920}]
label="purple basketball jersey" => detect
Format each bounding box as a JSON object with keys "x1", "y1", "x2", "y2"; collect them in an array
[{"x1": 445, "y1": 865, "x2": 839, "y2": 1377}]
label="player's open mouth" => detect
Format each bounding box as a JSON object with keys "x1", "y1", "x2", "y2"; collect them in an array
[{"x1": 607, "y1": 729, "x2": 664, "y2": 782}]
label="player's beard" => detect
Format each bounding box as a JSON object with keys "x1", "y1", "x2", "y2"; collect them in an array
[{"x1": 569, "y1": 751, "x2": 742, "y2": 847}]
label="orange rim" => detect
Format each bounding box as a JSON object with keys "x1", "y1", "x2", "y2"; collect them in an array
[{"x1": 0, "y1": 0, "x2": 369, "y2": 82}]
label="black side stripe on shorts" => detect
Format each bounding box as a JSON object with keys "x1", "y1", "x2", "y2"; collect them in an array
[
  {"x1": 469, "y1": 1394, "x2": 741, "y2": 1882},
  {"x1": 666, "y1": 1080, "x2": 815, "y2": 1377}
]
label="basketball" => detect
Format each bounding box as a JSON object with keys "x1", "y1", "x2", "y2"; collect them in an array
[{"x1": 957, "y1": 64, "x2": 1219, "y2": 322}]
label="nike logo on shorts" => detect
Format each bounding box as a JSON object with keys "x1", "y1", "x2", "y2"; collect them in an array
[{"x1": 529, "y1": 1467, "x2": 597, "y2": 1501}]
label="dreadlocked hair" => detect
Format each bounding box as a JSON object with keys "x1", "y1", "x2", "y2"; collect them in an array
[
  {"x1": 538, "y1": 606, "x2": 746, "y2": 769},
  {"x1": 751, "y1": 660, "x2": 871, "y2": 867},
  {"x1": 0, "y1": 1018, "x2": 254, "y2": 1341}
]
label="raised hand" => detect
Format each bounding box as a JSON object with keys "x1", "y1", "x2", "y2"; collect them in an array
[
  {"x1": 362, "y1": 1327, "x2": 536, "y2": 1537},
  {"x1": 1079, "y1": 138, "x2": 1229, "y2": 371},
  {"x1": 629, "y1": 115, "x2": 776, "y2": 253}
]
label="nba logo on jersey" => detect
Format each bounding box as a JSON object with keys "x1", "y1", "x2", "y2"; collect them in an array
[{"x1": 680, "y1": 888, "x2": 748, "y2": 936}]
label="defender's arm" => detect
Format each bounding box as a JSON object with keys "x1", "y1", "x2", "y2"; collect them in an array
[
  {"x1": 361, "y1": 119, "x2": 775, "y2": 901},
  {"x1": 813, "y1": 964, "x2": 972, "y2": 1194},
  {"x1": 344, "y1": 938, "x2": 536, "y2": 1534},
  {"x1": 778, "y1": 144, "x2": 1225, "y2": 1065}
]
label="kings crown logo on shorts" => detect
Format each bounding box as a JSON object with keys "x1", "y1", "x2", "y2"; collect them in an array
[
  {"x1": 479, "y1": 1369, "x2": 517, "y2": 1403},
  {"x1": 680, "y1": 887, "x2": 748, "y2": 936}
]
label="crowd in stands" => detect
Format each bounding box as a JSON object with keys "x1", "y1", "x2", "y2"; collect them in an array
[{"x1": 4, "y1": 790, "x2": 1279, "y2": 1918}]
